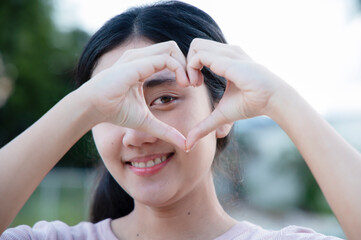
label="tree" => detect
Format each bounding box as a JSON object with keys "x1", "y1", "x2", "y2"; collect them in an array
[{"x1": 0, "y1": 0, "x2": 96, "y2": 167}]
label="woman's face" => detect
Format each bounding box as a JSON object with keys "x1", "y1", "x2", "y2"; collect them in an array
[{"x1": 92, "y1": 39, "x2": 218, "y2": 207}]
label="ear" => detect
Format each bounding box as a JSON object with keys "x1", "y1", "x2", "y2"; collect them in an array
[{"x1": 216, "y1": 122, "x2": 233, "y2": 138}]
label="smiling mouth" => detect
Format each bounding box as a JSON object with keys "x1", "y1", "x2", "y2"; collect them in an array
[
  {"x1": 125, "y1": 152, "x2": 174, "y2": 168},
  {"x1": 125, "y1": 152, "x2": 175, "y2": 177}
]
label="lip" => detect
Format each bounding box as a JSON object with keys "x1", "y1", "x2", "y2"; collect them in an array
[
  {"x1": 124, "y1": 152, "x2": 172, "y2": 163},
  {"x1": 126, "y1": 153, "x2": 174, "y2": 176}
]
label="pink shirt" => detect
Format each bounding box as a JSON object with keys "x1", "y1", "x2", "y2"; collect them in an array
[{"x1": 1, "y1": 218, "x2": 343, "y2": 240}]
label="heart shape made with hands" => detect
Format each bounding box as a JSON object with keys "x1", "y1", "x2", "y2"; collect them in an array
[
  {"x1": 180, "y1": 39, "x2": 273, "y2": 150},
  {"x1": 93, "y1": 40, "x2": 232, "y2": 153},
  {"x1": 139, "y1": 65, "x2": 234, "y2": 153},
  {"x1": 124, "y1": 40, "x2": 253, "y2": 152},
  {"x1": 106, "y1": 39, "x2": 268, "y2": 153}
]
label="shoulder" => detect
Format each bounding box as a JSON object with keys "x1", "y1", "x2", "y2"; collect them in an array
[
  {"x1": 0, "y1": 219, "x2": 118, "y2": 240},
  {"x1": 216, "y1": 221, "x2": 344, "y2": 240}
]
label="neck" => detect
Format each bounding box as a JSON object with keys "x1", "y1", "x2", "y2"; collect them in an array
[{"x1": 112, "y1": 173, "x2": 236, "y2": 240}]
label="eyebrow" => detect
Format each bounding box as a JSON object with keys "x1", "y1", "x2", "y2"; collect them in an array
[{"x1": 143, "y1": 78, "x2": 176, "y2": 88}]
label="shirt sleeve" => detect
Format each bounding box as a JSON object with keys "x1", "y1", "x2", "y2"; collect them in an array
[
  {"x1": 217, "y1": 221, "x2": 345, "y2": 240},
  {"x1": 279, "y1": 225, "x2": 344, "y2": 240},
  {"x1": 0, "y1": 219, "x2": 117, "y2": 240},
  {"x1": 0, "y1": 222, "x2": 56, "y2": 240}
]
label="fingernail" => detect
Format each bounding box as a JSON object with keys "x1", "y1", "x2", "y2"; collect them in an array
[
  {"x1": 185, "y1": 142, "x2": 191, "y2": 152},
  {"x1": 185, "y1": 141, "x2": 196, "y2": 153}
]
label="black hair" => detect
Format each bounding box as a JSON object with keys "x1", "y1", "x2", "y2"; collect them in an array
[{"x1": 75, "y1": 0, "x2": 231, "y2": 223}]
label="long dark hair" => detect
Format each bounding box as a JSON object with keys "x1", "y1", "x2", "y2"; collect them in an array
[{"x1": 76, "y1": 1, "x2": 231, "y2": 223}]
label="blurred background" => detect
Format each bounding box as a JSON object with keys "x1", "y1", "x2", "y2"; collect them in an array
[{"x1": 1, "y1": 0, "x2": 361, "y2": 238}]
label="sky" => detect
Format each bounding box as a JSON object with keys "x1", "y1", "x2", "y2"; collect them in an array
[{"x1": 53, "y1": 0, "x2": 361, "y2": 117}]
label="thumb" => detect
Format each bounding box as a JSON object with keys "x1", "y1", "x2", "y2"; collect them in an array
[
  {"x1": 140, "y1": 114, "x2": 186, "y2": 151},
  {"x1": 186, "y1": 108, "x2": 228, "y2": 151}
]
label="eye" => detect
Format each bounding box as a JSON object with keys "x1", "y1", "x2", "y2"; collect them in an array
[{"x1": 151, "y1": 96, "x2": 177, "y2": 106}]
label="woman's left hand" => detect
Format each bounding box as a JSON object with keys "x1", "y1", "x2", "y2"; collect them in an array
[
  {"x1": 186, "y1": 39, "x2": 361, "y2": 240},
  {"x1": 186, "y1": 38, "x2": 286, "y2": 150}
]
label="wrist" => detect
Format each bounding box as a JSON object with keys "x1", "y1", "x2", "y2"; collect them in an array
[
  {"x1": 264, "y1": 81, "x2": 302, "y2": 122},
  {"x1": 67, "y1": 87, "x2": 107, "y2": 129}
]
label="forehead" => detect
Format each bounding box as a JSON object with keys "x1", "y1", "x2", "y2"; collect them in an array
[{"x1": 92, "y1": 38, "x2": 155, "y2": 77}]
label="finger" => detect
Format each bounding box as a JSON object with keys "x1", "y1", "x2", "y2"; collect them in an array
[
  {"x1": 140, "y1": 115, "x2": 186, "y2": 151},
  {"x1": 187, "y1": 38, "x2": 250, "y2": 63},
  {"x1": 187, "y1": 39, "x2": 252, "y2": 86},
  {"x1": 195, "y1": 70, "x2": 204, "y2": 87},
  {"x1": 186, "y1": 108, "x2": 228, "y2": 151},
  {"x1": 119, "y1": 41, "x2": 189, "y2": 86},
  {"x1": 118, "y1": 54, "x2": 189, "y2": 88},
  {"x1": 187, "y1": 67, "x2": 202, "y2": 87},
  {"x1": 187, "y1": 50, "x2": 232, "y2": 83},
  {"x1": 121, "y1": 41, "x2": 186, "y2": 66},
  {"x1": 140, "y1": 54, "x2": 189, "y2": 87}
]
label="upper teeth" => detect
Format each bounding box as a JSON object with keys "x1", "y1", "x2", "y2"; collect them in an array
[{"x1": 131, "y1": 156, "x2": 167, "y2": 168}]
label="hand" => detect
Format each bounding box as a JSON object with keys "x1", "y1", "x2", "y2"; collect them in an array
[
  {"x1": 80, "y1": 41, "x2": 190, "y2": 150},
  {"x1": 186, "y1": 38, "x2": 285, "y2": 150}
]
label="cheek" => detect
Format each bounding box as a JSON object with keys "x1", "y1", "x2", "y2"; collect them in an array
[
  {"x1": 169, "y1": 89, "x2": 217, "y2": 170},
  {"x1": 92, "y1": 123, "x2": 124, "y2": 162},
  {"x1": 156, "y1": 89, "x2": 213, "y2": 137},
  {"x1": 186, "y1": 135, "x2": 216, "y2": 177}
]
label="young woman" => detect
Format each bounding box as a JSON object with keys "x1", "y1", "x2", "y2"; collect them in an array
[{"x1": 0, "y1": 1, "x2": 360, "y2": 239}]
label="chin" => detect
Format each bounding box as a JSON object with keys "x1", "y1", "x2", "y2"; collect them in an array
[
  {"x1": 128, "y1": 180, "x2": 180, "y2": 208},
  {"x1": 133, "y1": 190, "x2": 178, "y2": 208}
]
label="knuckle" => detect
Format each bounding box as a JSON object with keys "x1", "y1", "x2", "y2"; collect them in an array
[
  {"x1": 193, "y1": 38, "x2": 202, "y2": 44},
  {"x1": 167, "y1": 40, "x2": 177, "y2": 48},
  {"x1": 190, "y1": 38, "x2": 205, "y2": 53},
  {"x1": 189, "y1": 38, "x2": 199, "y2": 49},
  {"x1": 166, "y1": 41, "x2": 179, "y2": 57}
]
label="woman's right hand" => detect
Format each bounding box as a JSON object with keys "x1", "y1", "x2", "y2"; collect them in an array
[
  {"x1": 79, "y1": 41, "x2": 189, "y2": 150},
  {"x1": 185, "y1": 38, "x2": 286, "y2": 150}
]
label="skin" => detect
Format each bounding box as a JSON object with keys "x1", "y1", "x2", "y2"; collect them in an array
[
  {"x1": 0, "y1": 37, "x2": 360, "y2": 239},
  {"x1": 91, "y1": 39, "x2": 236, "y2": 239},
  {"x1": 186, "y1": 39, "x2": 361, "y2": 239}
]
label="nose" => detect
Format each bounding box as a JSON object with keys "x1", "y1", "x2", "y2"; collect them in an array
[{"x1": 122, "y1": 128, "x2": 158, "y2": 147}]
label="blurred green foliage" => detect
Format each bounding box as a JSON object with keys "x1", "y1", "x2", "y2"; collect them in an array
[
  {"x1": 10, "y1": 184, "x2": 87, "y2": 227},
  {"x1": 0, "y1": 0, "x2": 99, "y2": 167},
  {"x1": 278, "y1": 147, "x2": 332, "y2": 213}
]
